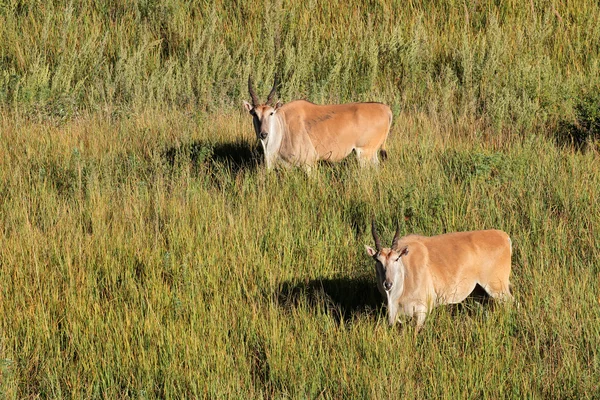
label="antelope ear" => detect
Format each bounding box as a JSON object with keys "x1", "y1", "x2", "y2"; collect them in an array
[
  {"x1": 365, "y1": 245, "x2": 377, "y2": 257},
  {"x1": 275, "y1": 100, "x2": 283, "y2": 110},
  {"x1": 397, "y1": 246, "x2": 409, "y2": 257},
  {"x1": 243, "y1": 101, "x2": 253, "y2": 113}
]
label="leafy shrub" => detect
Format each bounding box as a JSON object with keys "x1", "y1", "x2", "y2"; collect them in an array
[
  {"x1": 555, "y1": 90, "x2": 600, "y2": 151},
  {"x1": 440, "y1": 149, "x2": 508, "y2": 184}
]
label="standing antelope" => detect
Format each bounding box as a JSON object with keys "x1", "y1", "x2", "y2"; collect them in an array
[
  {"x1": 243, "y1": 76, "x2": 392, "y2": 170},
  {"x1": 365, "y1": 222, "x2": 513, "y2": 331}
]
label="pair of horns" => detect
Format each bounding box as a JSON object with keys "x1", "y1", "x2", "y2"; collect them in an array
[
  {"x1": 248, "y1": 75, "x2": 278, "y2": 107},
  {"x1": 371, "y1": 220, "x2": 401, "y2": 252}
]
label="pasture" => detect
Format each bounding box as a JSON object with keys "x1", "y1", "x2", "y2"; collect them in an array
[{"x1": 1, "y1": 0, "x2": 599, "y2": 398}]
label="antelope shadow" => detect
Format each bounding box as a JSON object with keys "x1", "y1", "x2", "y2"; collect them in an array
[
  {"x1": 275, "y1": 276, "x2": 382, "y2": 324},
  {"x1": 444, "y1": 284, "x2": 495, "y2": 315},
  {"x1": 162, "y1": 139, "x2": 261, "y2": 174}
]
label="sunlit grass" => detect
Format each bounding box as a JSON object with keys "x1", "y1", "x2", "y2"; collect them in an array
[
  {"x1": 1, "y1": 105, "x2": 599, "y2": 397},
  {"x1": 1, "y1": 0, "x2": 600, "y2": 398}
]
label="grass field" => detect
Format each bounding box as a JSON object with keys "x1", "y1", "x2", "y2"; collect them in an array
[{"x1": 1, "y1": 0, "x2": 600, "y2": 398}]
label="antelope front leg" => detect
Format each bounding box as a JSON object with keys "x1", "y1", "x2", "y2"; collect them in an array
[
  {"x1": 414, "y1": 312, "x2": 427, "y2": 333},
  {"x1": 387, "y1": 299, "x2": 400, "y2": 326},
  {"x1": 302, "y1": 164, "x2": 313, "y2": 175},
  {"x1": 408, "y1": 304, "x2": 428, "y2": 333}
]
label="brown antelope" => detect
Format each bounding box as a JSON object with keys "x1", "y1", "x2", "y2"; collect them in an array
[
  {"x1": 365, "y1": 222, "x2": 513, "y2": 331},
  {"x1": 243, "y1": 76, "x2": 392, "y2": 171}
]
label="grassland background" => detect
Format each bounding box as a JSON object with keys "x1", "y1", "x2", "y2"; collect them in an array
[{"x1": 1, "y1": 0, "x2": 600, "y2": 398}]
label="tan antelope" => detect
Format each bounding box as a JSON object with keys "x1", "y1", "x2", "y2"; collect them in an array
[
  {"x1": 243, "y1": 76, "x2": 392, "y2": 171},
  {"x1": 365, "y1": 222, "x2": 513, "y2": 331}
]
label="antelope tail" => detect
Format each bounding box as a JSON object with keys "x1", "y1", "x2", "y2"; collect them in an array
[
  {"x1": 379, "y1": 146, "x2": 388, "y2": 162},
  {"x1": 379, "y1": 109, "x2": 393, "y2": 162}
]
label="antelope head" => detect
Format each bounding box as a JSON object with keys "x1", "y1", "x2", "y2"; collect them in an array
[
  {"x1": 243, "y1": 76, "x2": 282, "y2": 141},
  {"x1": 365, "y1": 221, "x2": 409, "y2": 298}
]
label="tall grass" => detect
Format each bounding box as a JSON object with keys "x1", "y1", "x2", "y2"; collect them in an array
[
  {"x1": 1, "y1": 0, "x2": 599, "y2": 134},
  {"x1": 1, "y1": 0, "x2": 599, "y2": 398}
]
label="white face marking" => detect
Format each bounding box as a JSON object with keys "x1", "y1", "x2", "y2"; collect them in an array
[
  {"x1": 250, "y1": 105, "x2": 277, "y2": 142},
  {"x1": 247, "y1": 104, "x2": 282, "y2": 169},
  {"x1": 370, "y1": 248, "x2": 405, "y2": 300}
]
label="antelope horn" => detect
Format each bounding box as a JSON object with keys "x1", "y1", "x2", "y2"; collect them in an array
[
  {"x1": 248, "y1": 75, "x2": 259, "y2": 106},
  {"x1": 391, "y1": 222, "x2": 401, "y2": 250},
  {"x1": 266, "y1": 75, "x2": 278, "y2": 106},
  {"x1": 371, "y1": 219, "x2": 382, "y2": 252}
]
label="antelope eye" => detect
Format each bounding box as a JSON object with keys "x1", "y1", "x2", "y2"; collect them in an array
[{"x1": 270, "y1": 112, "x2": 274, "y2": 116}]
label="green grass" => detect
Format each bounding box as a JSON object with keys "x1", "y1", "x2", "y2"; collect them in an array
[{"x1": 1, "y1": 0, "x2": 600, "y2": 398}]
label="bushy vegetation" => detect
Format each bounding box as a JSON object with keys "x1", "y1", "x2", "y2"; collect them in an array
[{"x1": 1, "y1": 0, "x2": 599, "y2": 398}]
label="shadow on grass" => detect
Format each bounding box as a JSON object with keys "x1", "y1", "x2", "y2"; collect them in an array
[
  {"x1": 162, "y1": 139, "x2": 261, "y2": 174},
  {"x1": 553, "y1": 90, "x2": 600, "y2": 152},
  {"x1": 275, "y1": 276, "x2": 383, "y2": 324},
  {"x1": 443, "y1": 284, "x2": 495, "y2": 316}
]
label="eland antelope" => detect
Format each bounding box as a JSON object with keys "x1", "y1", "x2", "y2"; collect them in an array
[
  {"x1": 243, "y1": 76, "x2": 392, "y2": 170},
  {"x1": 365, "y1": 222, "x2": 513, "y2": 331}
]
